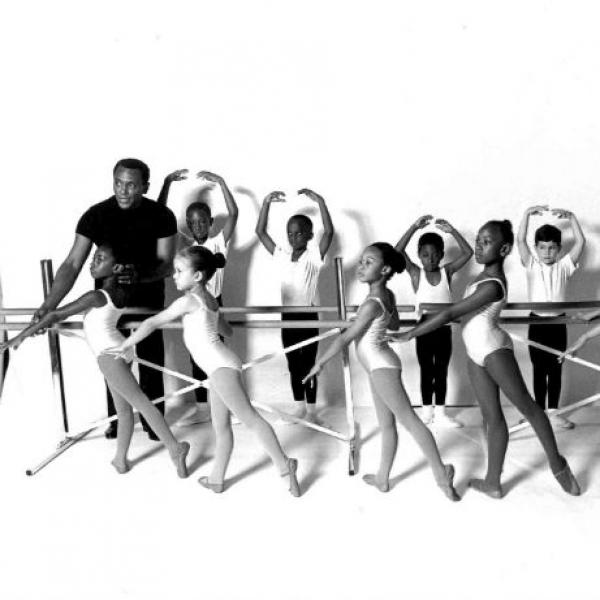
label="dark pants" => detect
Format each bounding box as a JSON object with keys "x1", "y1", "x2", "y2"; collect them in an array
[
  {"x1": 281, "y1": 312, "x2": 319, "y2": 404},
  {"x1": 191, "y1": 295, "x2": 223, "y2": 404},
  {"x1": 106, "y1": 313, "x2": 165, "y2": 434},
  {"x1": 528, "y1": 316, "x2": 567, "y2": 410},
  {"x1": 415, "y1": 321, "x2": 452, "y2": 406}
]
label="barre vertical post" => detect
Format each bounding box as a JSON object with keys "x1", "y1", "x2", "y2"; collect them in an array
[
  {"x1": 335, "y1": 257, "x2": 357, "y2": 475},
  {"x1": 41, "y1": 259, "x2": 69, "y2": 433}
]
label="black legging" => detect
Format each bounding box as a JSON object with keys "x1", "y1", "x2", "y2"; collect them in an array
[
  {"x1": 528, "y1": 316, "x2": 567, "y2": 410},
  {"x1": 281, "y1": 312, "x2": 319, "y2": 404},
  {"x1": 415, "y1": 321, "x2": 452, "y2": 406},
  {"x1": 191, "y1": 295, "x2": 223, "y2": 404}
]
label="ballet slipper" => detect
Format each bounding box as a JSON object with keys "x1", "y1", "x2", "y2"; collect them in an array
[
  {"x1": 468, "y1": 478, "x2": 503, "y2": 499},
  {"x1": 198, "y1": 476, "x2": 225, "y2": 494},
  {"x1": 281, "y1": 457, "x2": 301, "y2": 497},
  {"x1": 173, "y1": 442, "x2": 190, "y2": 479},
  {"x1": 437, "y1": 464, "x2": 461, "y2": 501},
  {"x1": 362, "y1": 474, "x2": 389, "y2": 493},
  {"x1": 111, "y1": 458, "x2": 130, "y2": 475},
  {"x1": 553, "y1": 457, "x2": 581, "y2": 496}
]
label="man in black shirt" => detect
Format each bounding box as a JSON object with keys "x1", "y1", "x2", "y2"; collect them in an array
[{"x1": 33, "y1": 158, "x2": 177, "y2": 439}]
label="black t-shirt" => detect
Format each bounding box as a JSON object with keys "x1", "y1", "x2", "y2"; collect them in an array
[{"x1": 76, "y1": 196, "x2": 177, "y2": 307}]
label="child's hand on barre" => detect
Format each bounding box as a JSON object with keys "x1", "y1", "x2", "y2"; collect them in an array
[{"x1": 302, "y1": 363, "x2": 323, "y2": 385}]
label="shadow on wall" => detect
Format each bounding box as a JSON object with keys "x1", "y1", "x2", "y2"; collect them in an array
[
  {"x1": 0, "y1": 273, "x2": 8, "y2": 398},
  {"x1": 560, "y1": 222, "x2": 600, "y2": 405},
  {"x1": 316, "y1": 208, "x2": 373, "y2": 407}
]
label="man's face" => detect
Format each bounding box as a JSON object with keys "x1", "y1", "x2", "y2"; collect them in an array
[{"x1": 113, "y1": 167, "x2": 147, "y2": 210}]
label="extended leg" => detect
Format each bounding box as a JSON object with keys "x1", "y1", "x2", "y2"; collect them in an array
[{"x1": 370, "y1": 368, "x2": 458, "y2": 500}]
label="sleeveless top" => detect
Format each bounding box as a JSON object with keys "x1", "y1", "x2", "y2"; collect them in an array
[
  {"x1": 182, "y1": 292, "x2": 242, "y2": 375},
  {"x1": 355, "y1": 296, "x2": 402, "y2": 372},
  {"x1": 415, "y1": 267, "x2": 452, "y2": 315},
  {"x1": 83, "y1": 289, "x2": 132, "y2": 361}
]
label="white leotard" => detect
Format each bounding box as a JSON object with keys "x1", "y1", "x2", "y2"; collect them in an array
[
  {"x1": 83, "y1": 289, "x2": 133, "y2": 362},
  {"x1": 355, "y1": 296, "x2": 402, "y2": 372},
  {"x1": 182, "y1": 292, "x2": 242, "y2": 376},
  {"x1": 461, "y1": 277, "x2": 512, "y2": 367}
]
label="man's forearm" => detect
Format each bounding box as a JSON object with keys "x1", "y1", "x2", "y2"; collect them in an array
[{"x1": 39, "y1": 263, "x2": 79, "y2": 311}]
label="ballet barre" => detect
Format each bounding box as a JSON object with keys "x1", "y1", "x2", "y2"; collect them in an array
[{"x1": 20, "y1": 257, "x2": 371, "y2": 477}]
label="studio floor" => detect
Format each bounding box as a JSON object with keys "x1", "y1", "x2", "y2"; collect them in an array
[{"x1": 0, "y1": 397, "x2": 598, "y2": 600}]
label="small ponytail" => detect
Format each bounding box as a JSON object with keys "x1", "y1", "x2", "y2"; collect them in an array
[
  {"x1": 485, "y1": 219, "x2": 514, "y2": 246},
  {"x1": 370, "y1": 242, "x2": 406, "y2": 277},
  {"x1": 179, "y1": 246, "x2": 227, "y2": 282}
]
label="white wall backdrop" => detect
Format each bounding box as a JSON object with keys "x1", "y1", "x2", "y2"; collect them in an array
[{"x1": 3, "y1": 0, "x2": 600, "y2": 436}]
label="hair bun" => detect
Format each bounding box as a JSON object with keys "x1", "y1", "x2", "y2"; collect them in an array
[{"x1": 213, "y1": 252, "x2": 226, "y2": 269}]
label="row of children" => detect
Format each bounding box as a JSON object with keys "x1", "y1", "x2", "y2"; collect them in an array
[
  {"x1": 161, "y1": 170, "x2": 588, "y2": 438},
  {"x1": 1, "y1": 162, "x2": 592, "y2": 500}
]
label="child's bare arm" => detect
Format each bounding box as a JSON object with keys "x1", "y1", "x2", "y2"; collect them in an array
[
  {"x1": 298, "y1": 188, "x2": 334, "y2": 259},
  {"x1": 395, "y1": 215, "x2": 432, "y2": 285},
  {"x1": 553, "y1": 209, "x2": 585, "y2": 265},
  {"x1": 255, "y1": 191, "x2": 285, "y2": 255},
  {"x1": 156, "y1": 169, "x2": 189, "y2": 206},
  {"x1": 517, "y1": 206, "x2": 547, "y2": 267},
  {"x1": 435, "y1": 219, "x2": 473, "y2": 277},
  {"x1": 197, "y1": 171, "x2": 239, "y2": 244},
  {"x1": 3, "y1": 291, "x2": 103, "y2": 351}
]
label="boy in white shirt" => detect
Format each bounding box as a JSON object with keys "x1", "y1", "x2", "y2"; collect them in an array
[
  {"x1": 517, "y1": 205, "x2": 585, "y2": 429},
  {"x1": 256, "y1": 188, "x2": 334, "y2": 424}
]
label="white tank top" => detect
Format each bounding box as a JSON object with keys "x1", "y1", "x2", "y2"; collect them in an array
[
  {"x1": 415, "y1": 268, "x2": 452, "y2": 314},
  {"x1": 83, "y1": 289, "x2": 129, "y2": 359}
]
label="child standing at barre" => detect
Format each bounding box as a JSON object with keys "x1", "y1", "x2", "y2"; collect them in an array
[
  {"x1": 517, "y1": 205, "x2": 585, "y2": 429},
  {"x1": 110, "y1": 246, "x2": 301, "y2": 496},
  {"x1": 395, "y1": 215, "x2": 473, "y2": 427},
  {"x1": 0, "y1": 244, "x2": 190, "y2": 477},
  {"x1": 256, "y1": 188, "x2": 334, "y2": 425},
  {"x1": 395, "y1": 220, "x2": 580, "y2": 499},
  {"x1": 304, "y1": 242, "x2": 460, "y2": 500}
]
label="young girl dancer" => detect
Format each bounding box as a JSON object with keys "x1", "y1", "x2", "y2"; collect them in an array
[
  {"x1": 109, "y1": 246, "x2": 301, "y2": 496},
  {"x1": 395, "y1": 215, "x2": 473, "y2": 427},
  {"x1": 303, "y1": 243, "x2": 460, "y2": 500},
  {"x1": 159, "y1": 169, "x2": 240, "y2": 426},
  {"x1": 0, "y1": 244, "x2": 190, "y2": 476},
  {"x1": 256, "y1": 188, "x2": 334, "y2": 425},
  {"x1": 395, "y1": 220, "x2": 580, "y2": 498}
]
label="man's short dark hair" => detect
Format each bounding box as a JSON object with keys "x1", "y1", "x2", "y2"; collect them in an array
[
  {"x1": 113, "y1": 158, "x2": 150, "y2": 185},
  {"x1": 535, "y1": 224, "x2": 562, "y2": 246}
]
